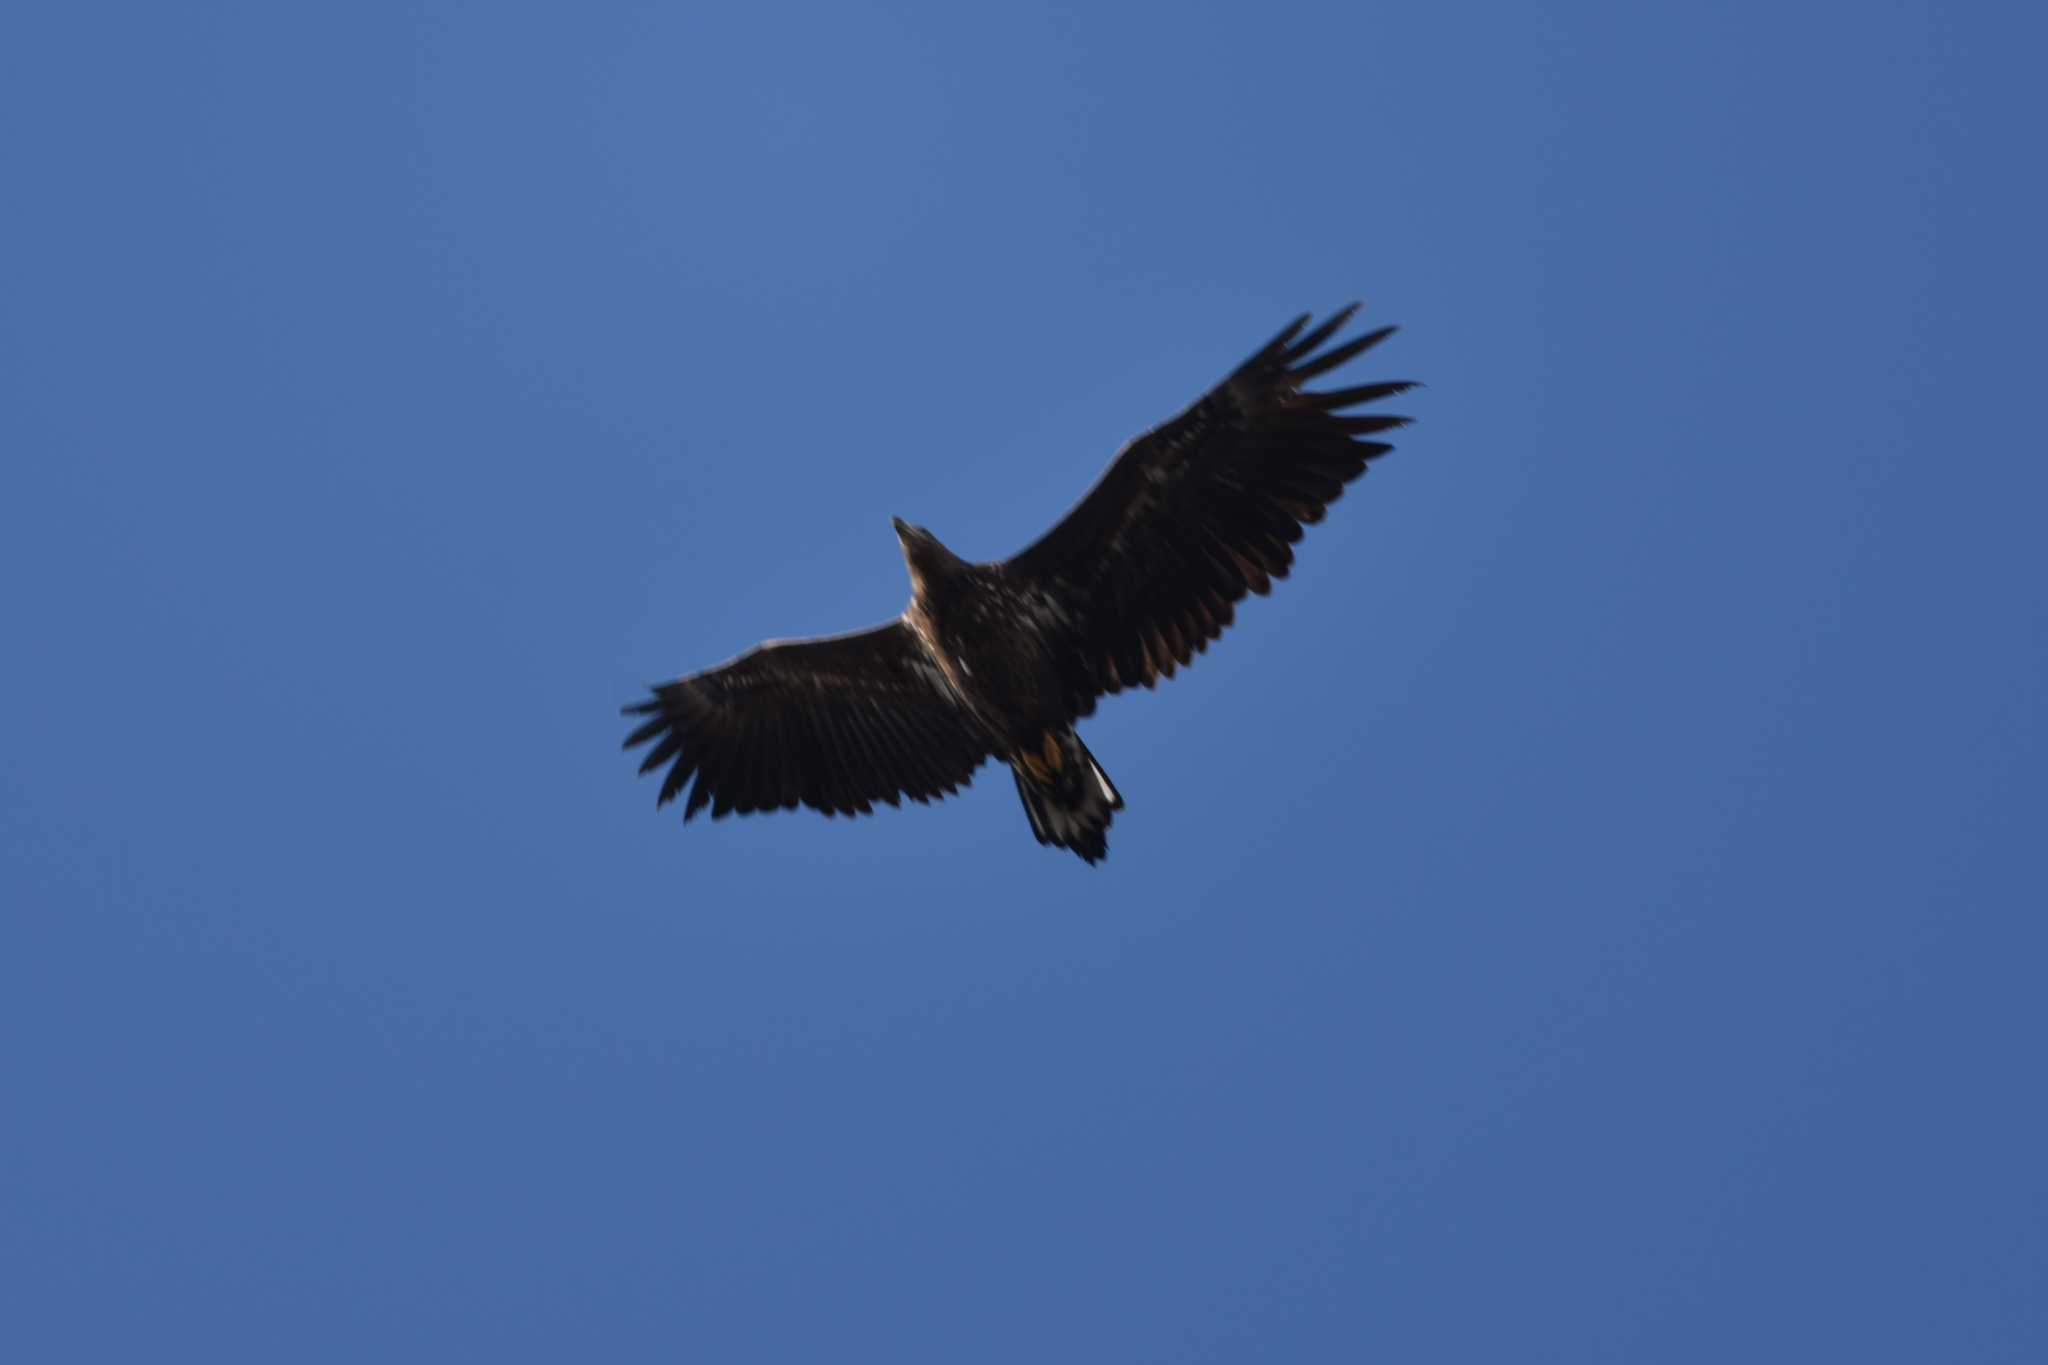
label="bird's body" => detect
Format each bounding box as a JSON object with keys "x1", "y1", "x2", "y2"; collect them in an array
[
  {"x1": 901, "y1": 547, "x2": 1063, "y2": 749},
  {"x1": 624, "y1": 306, "x2": 1415, "y2": 862},
  {"x1": 896, "y1": 535, "x2": 1125, "y2": 859}
]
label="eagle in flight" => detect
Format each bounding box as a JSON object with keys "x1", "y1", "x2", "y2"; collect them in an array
[{"x1": 623, "y1": 306, "x2": 1414, "y2": 862}]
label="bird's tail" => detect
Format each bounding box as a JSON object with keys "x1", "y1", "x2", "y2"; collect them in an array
[{"x1": 1011, "y1": 728, "x2": 1123, "y2": 864}]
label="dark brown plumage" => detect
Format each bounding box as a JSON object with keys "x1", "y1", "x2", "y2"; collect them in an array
[{"x1": 623, "y1": 305, "x2": 1415, "y2": 862}]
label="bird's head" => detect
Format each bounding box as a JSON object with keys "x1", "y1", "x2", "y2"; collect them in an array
[{"x1": 893, "y1": 517, "x2": 962, "y2": 595}]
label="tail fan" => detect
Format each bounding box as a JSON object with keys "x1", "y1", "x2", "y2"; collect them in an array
[{"x1": 1012, "y1": 729, "x2": 1123, "y2": 864}]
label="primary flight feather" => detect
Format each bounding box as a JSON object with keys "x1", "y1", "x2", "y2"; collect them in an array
[{"x1": 623, "y1": 305, "x2": 1415, "y2": 862}]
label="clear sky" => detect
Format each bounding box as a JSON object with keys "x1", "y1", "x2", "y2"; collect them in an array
[{"x1": 4, "y1": 1, "x2": 2043, "y2": 1359}]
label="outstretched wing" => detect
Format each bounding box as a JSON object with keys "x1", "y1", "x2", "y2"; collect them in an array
[
  {"x1": 1005, "y1": 305, "x2": 1414, "y2": 714},
  {"x1": 622, "y1": 621, "x2": 990, "y2": 820}
]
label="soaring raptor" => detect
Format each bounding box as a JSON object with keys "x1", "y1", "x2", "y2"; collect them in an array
[{"x1": 623, "y1": 306, "x2": 1415, "y2": 862}]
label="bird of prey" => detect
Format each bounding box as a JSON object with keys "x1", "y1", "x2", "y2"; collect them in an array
[{"x1": 623, "y1": 305, "x2": 1414, "y2": 863}]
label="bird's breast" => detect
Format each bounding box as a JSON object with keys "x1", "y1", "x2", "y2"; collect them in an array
[{"x1": 916, "y1": 580, "x2": 1065, "y2": 741}]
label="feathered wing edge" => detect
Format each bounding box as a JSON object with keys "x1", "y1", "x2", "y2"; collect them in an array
[
  {"x1": 622, "y1": 620, "x2": 990, "y2": 821},
  {"x1": 1005, "y1": 304, "x2": 1415, "y2": 714}
]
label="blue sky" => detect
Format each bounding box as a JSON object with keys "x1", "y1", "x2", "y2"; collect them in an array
[{"x1": 4, "y1": 1, "x2": 2044, "y2": 1359}]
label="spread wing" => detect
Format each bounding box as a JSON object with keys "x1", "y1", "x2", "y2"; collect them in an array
[
  {"x1": 622, "y1": 621, "x2": 990, "y2": 820},
  {"x1": 1005, "y1": 305, "x2": 1414, "y2": 714}
]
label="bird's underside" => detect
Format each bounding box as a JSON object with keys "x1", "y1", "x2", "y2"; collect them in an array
[{"x1": 623, "y1": 304, "x2": 1415, "y2": 863}]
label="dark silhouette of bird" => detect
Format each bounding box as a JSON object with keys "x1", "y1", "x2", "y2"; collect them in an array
[{"x1": 623, "y1": 306, "x2": 1415, "y2": 862}]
